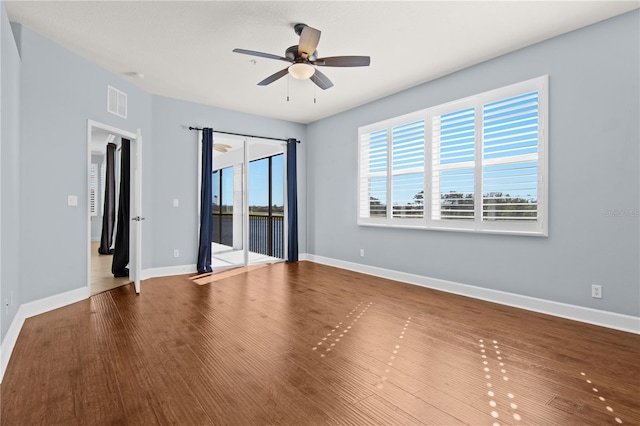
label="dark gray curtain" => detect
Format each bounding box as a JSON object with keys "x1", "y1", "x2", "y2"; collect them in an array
[
  {"x1": 112, "y1": 139, "x2": 130, "y2": 277},
  {"x1": 286, "y1": 139, "x2": 298, "y2": 262},
  {"x1": 98, "y1": 143, "x2": 116, "y2": 255},
  {"x1": 197, "y1": 128, "x2": 213, "y2": 274}
]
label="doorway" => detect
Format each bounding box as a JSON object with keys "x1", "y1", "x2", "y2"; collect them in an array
[
  {"x1": 87, "y1": 120, "x2": 142, "y2": 295},
  {"x1": 209, "y1": 135, "x2": 286, "y2": 270}
]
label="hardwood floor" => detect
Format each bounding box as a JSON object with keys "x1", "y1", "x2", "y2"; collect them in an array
[
  {"x1": 91, "y1": 241, "x2": 131, "y2": 295},
  {"x1": 1, "y1": 261, "x2": 638, "y2": 425}
]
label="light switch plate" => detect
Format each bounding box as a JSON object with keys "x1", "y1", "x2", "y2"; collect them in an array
[
  {"x1": 68, "y1": 195, "x2": 78, "y2": 206},
  {"x1": 173, "y1": 198, "x2": 179, "y2": 207}
]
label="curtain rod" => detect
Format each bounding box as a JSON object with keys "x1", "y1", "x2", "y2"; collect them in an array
[{"x1": 188, "y1": 126, "x2": 299, "y2": 143}]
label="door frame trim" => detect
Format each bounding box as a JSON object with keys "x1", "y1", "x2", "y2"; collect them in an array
[{"x1": 86, "y1": 119, "x2": 139, "y2": 294}]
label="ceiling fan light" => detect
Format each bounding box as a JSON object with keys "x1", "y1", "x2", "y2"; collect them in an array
[{"x1": 288, "y1": 63, "x2": 315, "y2": 80}]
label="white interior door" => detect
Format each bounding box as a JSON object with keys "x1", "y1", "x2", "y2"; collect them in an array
[
  {"x1": 87, "y1": 120, "x2": 140, "y2": 295},
  {"x1": 129, "y1": 129, "x2": 143, "y2": 293}
]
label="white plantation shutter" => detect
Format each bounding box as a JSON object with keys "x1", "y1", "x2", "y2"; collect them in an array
[
  {"x1": 359, "y1": 128, "x2": 388, "y2": 221},
  {"x1": 357, "y1": 76, "x2": 547, "y2": 235},
  {"x1": 431, "y1": 107, "x2": 475, "y2": 221},
  {"x1": 391, "y1": 120, "x2": 425, "y2": 219},
  {"x1": 482, "y1": 91, "x2": 539, "y2": 222},
  {"x1": 89, "y1": 163, "x2": 98, "y2": 217},
  {"x1": 100, "y1": 161, "x2": 106, "y2": 216}
]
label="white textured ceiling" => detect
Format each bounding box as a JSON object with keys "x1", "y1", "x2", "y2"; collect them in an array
[{"x1": 6, "y1": 1, "x2": 639, "y2": 124}]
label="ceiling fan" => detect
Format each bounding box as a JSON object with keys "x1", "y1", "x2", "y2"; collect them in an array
[
  {"x1": 214, "y1": 143, "x2": 231, "y2": 153},
  {"x1": 233, "y1": 23, "x2": 370, "y2": 90}
]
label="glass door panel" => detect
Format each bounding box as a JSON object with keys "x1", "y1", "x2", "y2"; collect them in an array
[
  {"x1": 211, "y1": 143, "x2": 245, "y2": 270},
  {"x1": 247, "y1": 139, "x2": 285, "y2": 265},
  {"x1": 270, "y1": 153, "x2": 285, "y2": 259}
]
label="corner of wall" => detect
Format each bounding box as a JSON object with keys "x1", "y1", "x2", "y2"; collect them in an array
[
  {"x1": 0, "y1": 0, "x2": 4, "y2": 373},
  {"x1": 8, "y1": 21, "x2": 20, "y2": 58},
  {"x1": 0, "y1": 0, "x2": 23, "y2": 347},
  {"x1": 0, "y1": 286, "x2": 89, "y2": 383}
]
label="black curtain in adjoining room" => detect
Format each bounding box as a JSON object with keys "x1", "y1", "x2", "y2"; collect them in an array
[
  {"x1": 286, "y1": 138, "x2": 298, "y2": 263},
  {"x1": 112, "y1": 138, "x2": 130, "y2": 277},
  {"x1": 98, "y1": 143, "x2": 117, "y2": 255},
  {"x1": 197, "y1": 128, "x2": 214, "y2": 274}
]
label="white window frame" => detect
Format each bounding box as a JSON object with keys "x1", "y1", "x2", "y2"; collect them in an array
[
  {"x1": 357, "y1": 75, "x2": 548, "y2": 237},
  {"x1": 358, "y1": 110, "x2": 427, "y2": 228},
  {"x1": 428, "y1": 98, "x2": 478, "y2": 232}
]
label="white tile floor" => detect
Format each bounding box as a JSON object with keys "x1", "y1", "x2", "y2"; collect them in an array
[{"x1": 212, "y1": 242, "x2": 282, "y2": 268}]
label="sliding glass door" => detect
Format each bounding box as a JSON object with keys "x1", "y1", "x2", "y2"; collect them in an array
[
  {"x1": 210, "y1": 137, "x2": 285, "y2": 270},
  {"x1": 248, "y1": 147, "x2": 285, "y2": 262},
  {"x1": 211, "y1": 164, "x2": 245, "y2": 269},
  {"x1": 212, "y1": 167, "x2": 233, "y2": 247}
]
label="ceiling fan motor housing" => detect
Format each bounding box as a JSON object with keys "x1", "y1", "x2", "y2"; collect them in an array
[
  {"x1": 286, "y1": 45, "x2": 317, "y2": 62},
  {"x1": 293, "y1": 23, "x2": 307, "y2": 36}
]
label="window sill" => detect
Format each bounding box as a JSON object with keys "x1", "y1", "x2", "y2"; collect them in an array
[{"x1": 357, "y1": 220, "x2": 548, "y2": 237}]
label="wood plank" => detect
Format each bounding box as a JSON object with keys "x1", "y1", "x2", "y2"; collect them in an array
[
  {"x1": 191, "y1": 264, "x2": 269, "y2": 285},
  {"x1": 2, "y1": 261, "x2": 639, "y2": 425}
]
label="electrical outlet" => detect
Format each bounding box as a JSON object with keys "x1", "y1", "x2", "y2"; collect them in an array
[
  {"x1": 360, "y1": 248, "x2": 365, "y2": 257},
  {"x1": 592, "y1": 285, "x2": 602, "y2": 299},
  {"x1": 174, "y1": 249, "x2": 180, "y2": 258}
]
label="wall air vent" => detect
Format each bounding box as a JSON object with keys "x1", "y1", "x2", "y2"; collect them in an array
[{"x1": 107, "y1": 85, "x2": 127, "y2": 118}]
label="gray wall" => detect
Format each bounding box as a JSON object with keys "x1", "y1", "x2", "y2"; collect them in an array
[
  {"x1": 1, "y1": 2, "x2": 21, "y2": 340},
  {"x1": 150, "y1": 95, "x2": 307, "y2": 268},
  {"x1": 15, "y1": 23, "x2": 153, "y2": 303},
  {"x1": 306, "y1": 11, "x2": 639, "y2": 317}
]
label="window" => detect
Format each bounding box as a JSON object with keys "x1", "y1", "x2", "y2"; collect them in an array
[
  {"x1": 359, "y1": 113, "x2": 426, "y2": 226},
  {"x1": 212, "y1": 153, "x2": 285, "y2": 258},
  {"x1": 358, "y1": 76, "x2": 548, "y2": 236},
  {"x1": 248, "y1": 154, "x2": 285, "y2": 258},
  {"x1": 392, "y1": 120, "x2": 425, "y2": 219}
]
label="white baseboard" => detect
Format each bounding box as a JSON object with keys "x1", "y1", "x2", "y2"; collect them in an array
[
  {"x1": 0, "y1": 265, "x2": 197, "y2": 382},
  {"x1": 303, "y1": 254, "x2": 640, "y2": 335},
  {"x1": 299, "y1": 253, "x2": 312, "y2": 262},
  {"x1": 0, "y1": 286, "x2": 89, "y2": 383},
  {"x1": 0, "y1": 263, "x2": 200, "y2": 383},
  {"x1": 141, "y1": 264, "x2": 197, "y2": 280},
  {"x1": 2, "y1": 255, "x2": 636, "y2": 384}
]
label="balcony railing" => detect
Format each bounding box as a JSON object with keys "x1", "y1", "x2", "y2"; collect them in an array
[{"x1": 212, "y1": 213, "x2": 284, "y2": 259}]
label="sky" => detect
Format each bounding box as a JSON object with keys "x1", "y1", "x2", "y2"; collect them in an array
[
  {"x1": 215, "y1": 154, "x2": 284, "y2": 208},
  {"x1": 249, "y1": 154, "x2": 284, "y2": 207}
]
